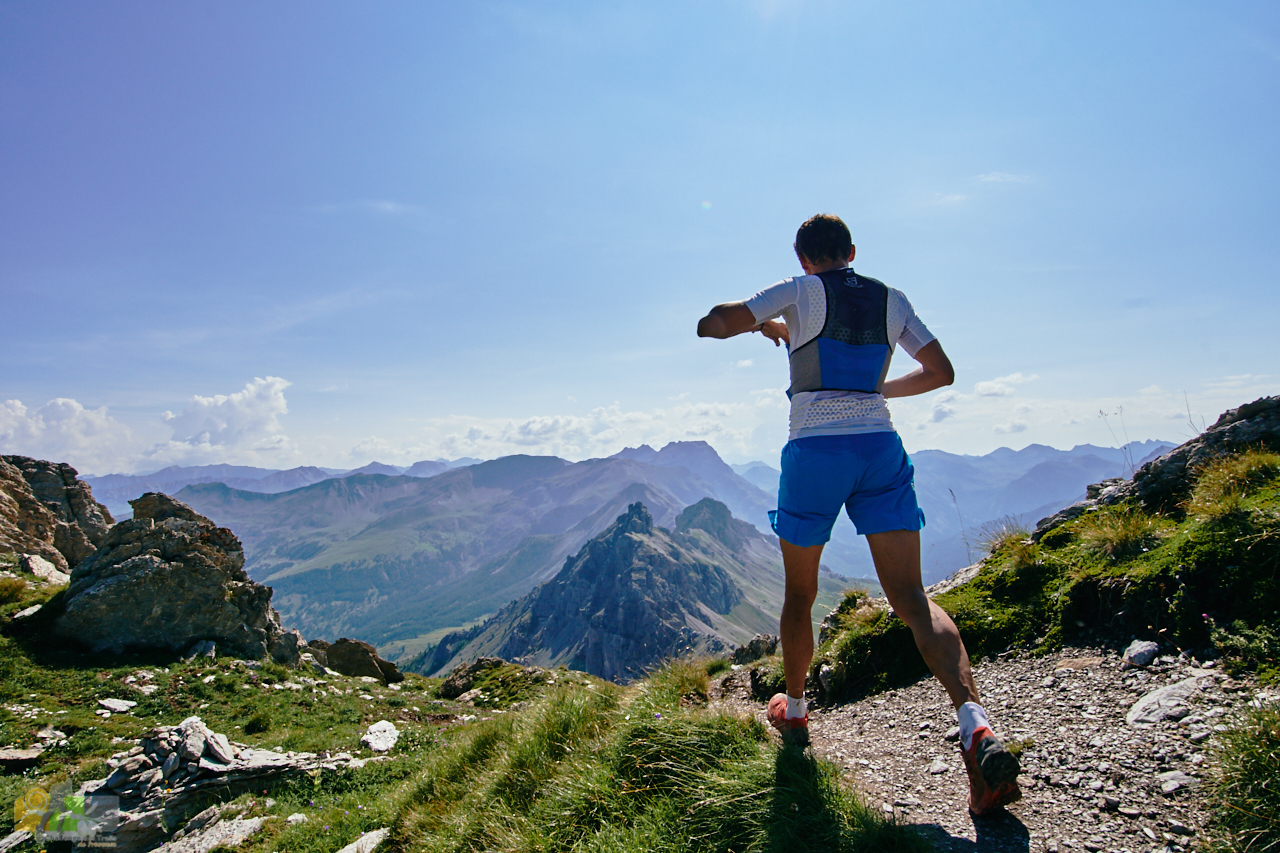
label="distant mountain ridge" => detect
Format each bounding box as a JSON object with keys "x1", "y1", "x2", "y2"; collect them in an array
[{"x1": 173, "y1": 446, "x2": 840, "y2": 656}]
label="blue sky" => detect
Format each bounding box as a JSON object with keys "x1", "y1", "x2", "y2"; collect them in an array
[{"x1": 2, "y1": 1, "x2": 1277, "y2": 474}]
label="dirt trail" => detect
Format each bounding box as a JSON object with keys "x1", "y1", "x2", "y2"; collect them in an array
[{"x1": 713, "y1": 645, "x2": 1266, "y2": 853}]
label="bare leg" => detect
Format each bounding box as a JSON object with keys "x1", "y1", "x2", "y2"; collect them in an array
[
  {"x1": 866, "y1": 529, "x2": 979, "y2": 709},
  {"x1": 778, "y1": 539, "x2": 822, "y2": 700}
]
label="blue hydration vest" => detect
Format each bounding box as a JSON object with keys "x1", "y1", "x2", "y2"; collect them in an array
[{"x1": 788, "y1": 268, "x2": 892, "y2": 398}]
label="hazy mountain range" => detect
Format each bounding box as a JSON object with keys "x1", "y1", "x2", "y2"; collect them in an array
[{"x1": 82, "y1": 437, "x2": 1174, "y2": 662}]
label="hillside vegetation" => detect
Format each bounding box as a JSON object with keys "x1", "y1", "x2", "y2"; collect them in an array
[{"x1": 0, "y1": 567, "x2": 925, "y2": 853}]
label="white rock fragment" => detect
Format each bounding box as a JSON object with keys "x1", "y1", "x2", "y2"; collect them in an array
[
  {"x1": 99, "y1": 698, "x2": 138, "y2": 713},
  {"x1": 360, "y1": 720, "x2": 400, "y2": 752},
  {"x1": 286, "y1": 812, "x2": 309, "y2": 825},
  {"x1": 335, "y1": 827, "x2": 390, "y2": 853}
]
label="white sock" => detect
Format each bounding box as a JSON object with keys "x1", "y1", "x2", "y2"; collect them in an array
[
  {"x1": 957, "y1": 702, "x2": 989, "y2": 750},
  {"x1": 786, "y1": 693, "x2": 807, "y2": 719}
]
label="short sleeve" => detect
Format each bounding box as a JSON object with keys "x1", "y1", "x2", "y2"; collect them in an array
[
  {"x1": 743, "y1": 278, "x2": 800, "y2": 324},
  {"x1": 888, "y1": 288, "x2": 936, "y2": 357}
]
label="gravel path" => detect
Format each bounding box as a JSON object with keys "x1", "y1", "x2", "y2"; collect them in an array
[{"x1": 713, "y1": 646, "x2": 1268, "y2": 853}]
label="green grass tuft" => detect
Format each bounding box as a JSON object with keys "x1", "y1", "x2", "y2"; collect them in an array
[
  {"x1": 1076, "y1": 504, "x2": 1173, "y2": 559},
  {"x1": 1188, "y1": 449, "x2": 1280, "y2": 519},
  {"x1": 1209, "y1": 702, "x2": 1280, "y2": 853}
]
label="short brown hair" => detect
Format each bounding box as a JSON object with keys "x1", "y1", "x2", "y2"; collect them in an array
[{"x1": 793, "y1": 213, "x2": 852, "y2": 265}]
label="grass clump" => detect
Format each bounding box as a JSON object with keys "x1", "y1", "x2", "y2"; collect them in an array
[
  {"x1": 1209, "y1": 702, "x2": 1280, "y2": 853},
  {"x1": 0, "y1": 576, "x2": 26, "y2": 604},
  {"x1": 390, "y1": 656, "x2": 928, "y2": 853},
  {"x1": 1188, "y1": 449, "x2": 1280, "y2": 519},
  {"x1": 979, "y1": 517, "x2": 1038, "y2": 568},
  {"x1": 1076, "y1": 504, "x2": 1172, "y2": 559}
]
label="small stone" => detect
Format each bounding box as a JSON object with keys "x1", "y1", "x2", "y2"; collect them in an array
[
  {"x1": 334, "y1": 828, "x2": 390, "y2": 853},
  {"x1": 1167, "y1": 820, "x2": 1194, "y2": 836},
  {"x1": 1099, "y1": 795, "x2": 1120, "y2": 811},
  {"x1": 944, "y1": 726, "x2": 960, "y2": 742},
  {"x1": 287, "y1": 813, "x2": 309, "y2": 825},
  {"x1": 1118, "y1": 806, "x2": 1141, "y2": 818},
  {"x1": 1123, "y1": 640, "x2": 1161, "y2": 667},
  {"x1": 1189, "y1": 730, "x2": 1211, "y2": 743},
  {"x1": 928, "y1": 758, "x2": 949, "y2": 775}
]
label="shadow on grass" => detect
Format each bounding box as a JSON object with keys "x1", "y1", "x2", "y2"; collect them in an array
[{"x1": 767, "y1": 745, "x2": 935, "y2": 853}]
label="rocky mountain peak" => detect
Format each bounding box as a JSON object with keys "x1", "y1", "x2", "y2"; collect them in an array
[{"x1": 675, "y1": 497, "x2": 758, "y2": 552}]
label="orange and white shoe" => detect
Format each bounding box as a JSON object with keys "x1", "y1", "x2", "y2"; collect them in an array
[
  {"x1": 766, "y1": 693, "x2": 809, "y2": 747},
  {"x1": 961, "y1": 726, "x2": 1021, "y2": 816}
]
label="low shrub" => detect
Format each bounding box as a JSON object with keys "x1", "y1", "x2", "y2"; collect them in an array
[
  {"x1": 979, "y1": 517, "x2": 1037, "y2": 568},
  {"x1": 0, "y1": 576, "x2": 27, "y2": 604}
]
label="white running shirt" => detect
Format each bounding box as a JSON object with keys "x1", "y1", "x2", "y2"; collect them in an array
[{"x1": 743, "y1": 274, "x2": 936, "y2": 440}]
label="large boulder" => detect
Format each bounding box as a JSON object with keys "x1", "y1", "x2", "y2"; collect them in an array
[
  {"x1": 323, "y1": 637, "x2": 403, "y2": 685},
  {"x1": 53, "y1": 492, "x2": 302, "y2": 662},
  {"x1": 0, "y1": 455, "x2": 114, "y2": 571}
]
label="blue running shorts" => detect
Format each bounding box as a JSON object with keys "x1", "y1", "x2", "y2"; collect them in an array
[{"x1": 768, "y1": 432, "x2": 925, "y2": 547}]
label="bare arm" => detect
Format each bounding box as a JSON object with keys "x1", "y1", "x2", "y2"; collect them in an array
[
  {"x1": 881, "y1": 339, "x2": 955, "y2": 398},
  {"x1": 697, "y1": 302, "x2": 789, "y2": 346}
]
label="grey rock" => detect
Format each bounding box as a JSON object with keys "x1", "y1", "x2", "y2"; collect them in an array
[
  {"x1": 178, "y1": 717, "x2": 209, "y2": 761},
  {"x1": 325, "y1": 638, "x2": 404, "y2": 685},
  {"x1": 731, "y1": 634, "x2": 779, "y2": 665},
  {"x1": 1123, "y1": 640, "x2": 1161, "y2": 667},
  {"x1": 154, "y1": 816, "x2": 264, "y2": 853},
  {"x1": 928, "y1": 758, "x2": 949, "y2": 775},
  {"x1": 0, "y1": 455, "x2": 114, "y2": 572},
  {"x1": 361, "y1": 720, "x2": 400, "y2": 752},
  {"x1": 53, "y1": 492, "x2": 298, "y2": 663},
  {"x1": 286, "y1": 813, "x2": 308, "y2": 825},
  {"x1": 334, "y1": 828, "x2": 390, "y2": 853},
  {"x1": 206, "y1": 731, "x2": 236, "y2": 764},
  {"x1": 162, "y1": 751, "x2": 181, "y2": 779},
  {"x1": 99, "y1": 698, "x2": 138, "y2": 713},
  {"x1": 20, "y1": 553, "x2": 70, "y2": 585},
  {"x1": 1157, "y1": 770, "x2": 1199, "y2": 794},
  {"x1": 1127, "y1": 677, "x2": 1201, "y2": 726}
]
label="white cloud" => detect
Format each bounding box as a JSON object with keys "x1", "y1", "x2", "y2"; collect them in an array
[
  {"x1": 975, "y1": 372, "x2": 1039, "y2": 397},
  {"x1": 736, "y1": 359, "x2": 754, "y2": 368},
  {"x1": 976, "y1": 172, "x2": 1030, "y2": 182},
  {"x1": 993, "y1": 419, "x2": 1029, "y2": 434},
  {"x1": 0, "y1": 398, "x2": 136, "y2": 475},
  {"x1": 932, "y1": 194, "x2": 967, "y2": 205},
  {"x1": 147, "y1": 377, "x2": 298, "y2": 467}
]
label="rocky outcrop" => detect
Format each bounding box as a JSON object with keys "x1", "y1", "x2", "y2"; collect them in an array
[
  {"x1": 323, "y1": 637, "x2": 404, "y2": 685},
  {"x1": 1034, "y1": 396, "x2": 1280, "y2": 538},
  {"x1": 52, "y1": 492, "x2": 303, "y2": 662},
  {"x1": 0, "y1": 455, "x2": 113, "y2": 571},
  {"x1": 427, "y1": 502, "x2": 744, "y2": 682},
  {"x1": 75, "y1": 716, "x2": 379, "y2": 852}
]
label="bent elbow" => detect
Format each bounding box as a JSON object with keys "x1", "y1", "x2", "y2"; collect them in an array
[{"x1": 941, "y1": 366, "x2": 956, "y2": 386}]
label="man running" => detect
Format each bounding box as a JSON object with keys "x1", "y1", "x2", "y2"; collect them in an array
[{"x1": 696, "y1": 213, "x2": 1021, "y2": 817}]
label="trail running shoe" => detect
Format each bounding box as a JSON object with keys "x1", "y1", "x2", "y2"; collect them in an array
[
  {"x1": 767, "y1": 693, "x2": 810, "y2": 747},
  {"x1": 961, "y1": 726, "x2": 1022, "y2": 817}
]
